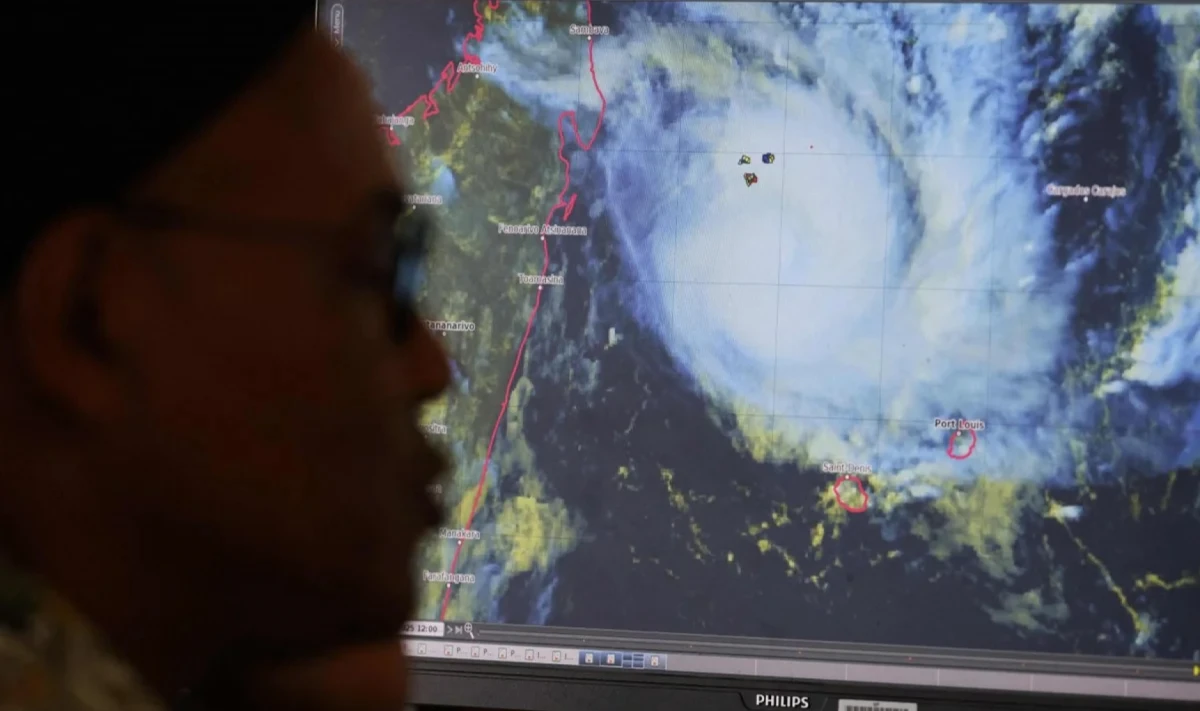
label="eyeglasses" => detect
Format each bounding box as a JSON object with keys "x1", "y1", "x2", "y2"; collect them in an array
[{"x1": 109, "y1": 190, "x2": 434, "y2": 342}]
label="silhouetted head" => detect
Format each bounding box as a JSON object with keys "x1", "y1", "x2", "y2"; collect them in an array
[{"x1": 0, "y1": 5, "x2": 450, "y2": 695}]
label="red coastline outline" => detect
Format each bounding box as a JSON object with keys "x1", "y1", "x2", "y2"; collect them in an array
[
  {"x1": 387, "y1": 0, "x2": 609, "y2": 621},
  {"x1": 833, "y1": 475, "x2": 869, "y2": 514},
  {"x1": 946, "y1": 429, "x2": 978, "y2": 460}
]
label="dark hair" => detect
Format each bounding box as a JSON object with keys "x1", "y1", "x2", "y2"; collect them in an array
[{"x1": 2, "y1": 4, "x2": 313, "y2": 289}]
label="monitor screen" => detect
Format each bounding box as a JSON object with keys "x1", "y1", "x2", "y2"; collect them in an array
[{"x1": 324, "y1": 1, "x2": 1198, "y2": 707}]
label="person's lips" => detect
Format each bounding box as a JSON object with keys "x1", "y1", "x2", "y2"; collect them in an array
[
  {"x1": 418, "y1": 480, "x2": 445, "y2": 530},
  {"x1": 413, "y1": 439, "x2": 449, "y2": 530}
]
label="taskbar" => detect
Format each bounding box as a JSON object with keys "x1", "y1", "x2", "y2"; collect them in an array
[{"x1": 399, "y1": 621, "x2": 1200, "y2": 705}]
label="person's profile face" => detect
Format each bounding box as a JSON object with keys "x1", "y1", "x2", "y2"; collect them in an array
[{"x1": 99, "y1": 31, "x2": 452, "y2": 643}]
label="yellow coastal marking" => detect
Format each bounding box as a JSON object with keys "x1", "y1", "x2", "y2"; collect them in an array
[
  {"x1": 1135, "y1": 573, "x2": 1198, "y2": 592},
  {"x1": 1049, "y1": 496, "x2": 1147, "y2": 638}
]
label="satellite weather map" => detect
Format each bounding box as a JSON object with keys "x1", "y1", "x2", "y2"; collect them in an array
[{"x1": 336, "y1": 1, "x2": 1200, "y2": 662}]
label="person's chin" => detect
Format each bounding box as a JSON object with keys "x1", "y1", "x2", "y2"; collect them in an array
[
  {"x1": 376, "y1": 547, "x2": 422, "y2": 622},
  {"x1": 333, "y1": 578, "x2": 414, "y2": 648}
]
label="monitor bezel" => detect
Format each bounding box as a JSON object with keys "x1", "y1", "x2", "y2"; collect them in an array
[{"x1": 407, "y1": 659, "x2": 1196, "y2": 710}]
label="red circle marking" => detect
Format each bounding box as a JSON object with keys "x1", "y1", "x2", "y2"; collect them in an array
[
  {"x1": 833, "y1": 474, "x2": 869, "y2": 513},
  {"x1": 946, "y1": 429, "x2": 977, "y2": 460}
]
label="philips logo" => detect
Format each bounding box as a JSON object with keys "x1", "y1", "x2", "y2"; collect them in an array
[{"x1": 753, "y1": 694, "x2": 810, "y2": 708}]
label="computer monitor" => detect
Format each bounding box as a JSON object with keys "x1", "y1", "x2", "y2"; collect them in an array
[{"x1": 321, "y1": 1, "x2": 1199, "y2": 708}]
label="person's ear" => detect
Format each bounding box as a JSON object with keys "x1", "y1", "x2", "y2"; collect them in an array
[{"x1": 14, "y1": 210, "x2": 129, "y2": 423}]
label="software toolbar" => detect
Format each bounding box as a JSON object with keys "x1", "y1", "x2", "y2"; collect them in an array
[{"x1": 401, "y1": 639, "x2": 668, "y2": 672}]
